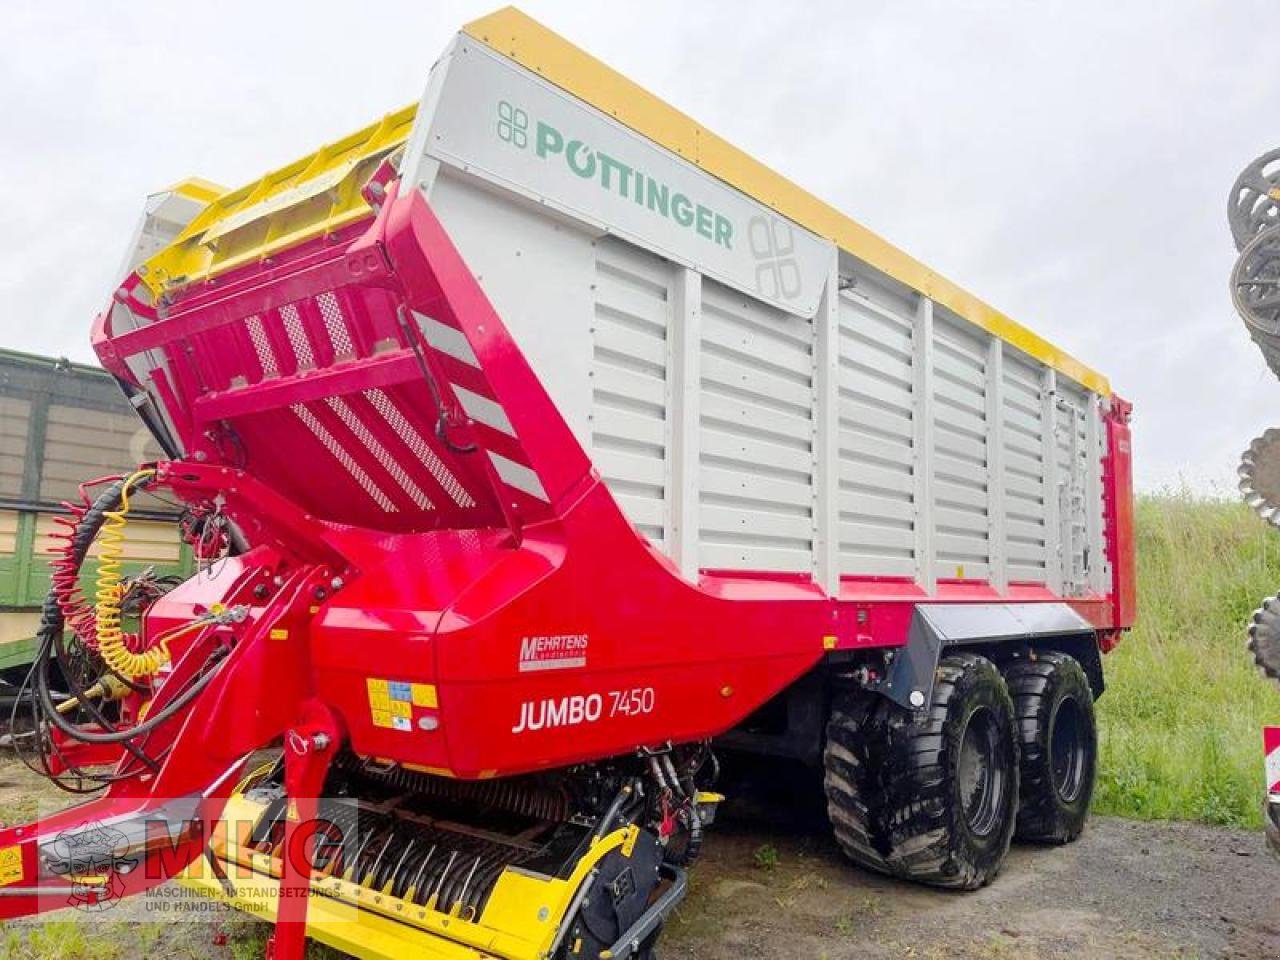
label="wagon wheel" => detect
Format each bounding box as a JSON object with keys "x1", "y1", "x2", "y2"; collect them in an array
[{"x1": 1229, "y1": 148, "x2": 1280, "y2": 251}]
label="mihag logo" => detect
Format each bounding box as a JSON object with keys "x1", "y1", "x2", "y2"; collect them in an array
[
  {"x1": 43, "y1": 822, "x2": 137, "y2": 912},
  {"x1": 495, "y1": 100, "x2": 735, "y2": 252}
]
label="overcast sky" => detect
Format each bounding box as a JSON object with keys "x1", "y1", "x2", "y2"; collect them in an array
[{"x1": 1, "y1": 1, "x2": 1275, "y2": 491}]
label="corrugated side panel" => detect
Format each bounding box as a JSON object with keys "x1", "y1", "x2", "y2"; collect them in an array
[
  {"x1": 590, "y1": 238, "x2": 672, "y2": 547},
  {"x1": 34, "y1": 515, "x2": 180, "y2": 563},
  {"x1": 0, "y1": 396, "x2": 30, "y2": 498},
  {"x1": 698, "y1": 279, "x2": 814, "y2": 573},
  {"x1": 931, "y1": 311, "x2": 990, "y2": 581},
  {"x1": 0, "y1": 510, "x2": 17, "y2": 554},
  {"x1": 39, "y1": 405, "x2": 163, "y2": 504},
  {"x1": 0, "y1": 612, "x2": 40, "y2": 646},
  {"x1": 1001, "y1": 351, "x2": 1049, "y2": 583},
  {"x1": 836, "y1": 289, "x2": 916, "y2": 577}
]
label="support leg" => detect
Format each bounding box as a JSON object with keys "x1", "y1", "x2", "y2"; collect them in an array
[{"x1": 266, "y1": 701, "x2": 340, "y2": 960}]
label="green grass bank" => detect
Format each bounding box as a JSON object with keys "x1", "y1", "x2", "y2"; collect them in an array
[{"x1": 1094, "y1": 493, "x2": 1280, "y2": 827}]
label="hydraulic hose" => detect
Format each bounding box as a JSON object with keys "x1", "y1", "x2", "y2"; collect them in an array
[
  {"x1": 35, "y1": 640, "x2": 225, "y2": 745},
  {"x1": 30, "y1": 474, "x2": 225, "y2": 746},
  {"x1": 15, "y1": 478, "x2": 158, "y2": 782},
  {"x1": 94, "y1": 469, "x2": 169, "y2": 679},
  {"x1": 592, "y1": 778, "x2": 641, "y2": 842}
]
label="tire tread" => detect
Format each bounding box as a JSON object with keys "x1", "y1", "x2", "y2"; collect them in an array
[{"x1": 823, "y1": 653, "x2": 1018, "y2": 890}]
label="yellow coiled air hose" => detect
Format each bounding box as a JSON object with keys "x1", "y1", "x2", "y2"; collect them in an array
[{"x1": 94, "y1": 468, "x2": 167, "y2": 680}]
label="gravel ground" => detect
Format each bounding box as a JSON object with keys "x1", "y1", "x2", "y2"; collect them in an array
[
  {"x1": 664, "y1": 815, "x2": 1279, "y2": 960},
  {"x1": 1, "y1": 757, "x2": 1276, "y2": 959}
]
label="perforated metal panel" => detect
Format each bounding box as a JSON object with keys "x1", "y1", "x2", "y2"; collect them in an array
[
  {"x1": 697, "y1": 279, "x2": 814, "y2": 572},
  {"x1": 1055, "y1": 383, "x2": 1091, "y2": 595},
  {"x1": 589, "y1": 238, "x2": 673, "y2": 547},
  {"x1": 836, "y1": 290, "x2": 916, "y2": 577},
  {"x1": 290, "y1": 403, "x2": 399, "y2": 513}
]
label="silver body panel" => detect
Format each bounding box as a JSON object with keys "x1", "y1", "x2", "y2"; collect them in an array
[{"x1": 402, "y1": 38, "x2": 1110, "y2": 597}]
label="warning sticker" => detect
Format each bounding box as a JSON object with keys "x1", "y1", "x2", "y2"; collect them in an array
[
  {"x1": 366, "y1": 678, "x2": 438, "y2": 732},
  {"x1": 0, "y1": 845, "x2": 23, "y2": 887},
  {"x1": 411, "y1": 683, "x2": 438, "y2": 708},
  {"x1": 367, "y1": 678, "x2": 390, "y2": 711}
]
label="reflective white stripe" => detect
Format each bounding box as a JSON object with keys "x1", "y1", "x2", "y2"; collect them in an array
[
  {"x1": 414, "y1": 311, "x2": 479, "y2": 367},
  {"x1": 455, "y1": 385, "x2": 515, "y2": 436},
  {"x1": 488, "y1": 451, "x2": 548, "y2": 501}
]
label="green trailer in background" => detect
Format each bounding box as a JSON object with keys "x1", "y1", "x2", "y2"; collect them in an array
[{"x1": 0, "y1": 347, "x2": 191, "y2": 682}]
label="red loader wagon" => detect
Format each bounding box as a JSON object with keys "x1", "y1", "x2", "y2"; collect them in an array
[{"x1": 0, "y1": 8, "x2": 1134, "y2": 959}]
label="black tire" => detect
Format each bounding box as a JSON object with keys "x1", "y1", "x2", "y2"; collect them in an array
[
  {"x1": 824, "y1": 653, "x2": 1020, "y2": 890},
  {"x1": 1004, "y1": 651, "x2": 1097, "y2": 844}
]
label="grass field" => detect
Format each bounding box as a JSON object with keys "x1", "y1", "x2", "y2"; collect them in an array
[{"x1": 1093, "y1": 492, "x2": 1280, "y2": 828}]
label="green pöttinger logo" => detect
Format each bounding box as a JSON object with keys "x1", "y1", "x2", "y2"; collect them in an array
[{"x1": 497, "y1": 101, "x2": 528, "y2": 148}]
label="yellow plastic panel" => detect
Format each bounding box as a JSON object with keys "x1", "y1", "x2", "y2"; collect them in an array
[
  {"x1": 181, "y1": 795, "x2": 641, "y2": 960},
  {"x1": 140, "y1": 106, "x2": 417, "y2": 296}
]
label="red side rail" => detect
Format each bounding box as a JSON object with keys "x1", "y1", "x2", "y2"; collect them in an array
[{"x1": 1102, "y1": 396, "x2": 1136, "y2": 633}]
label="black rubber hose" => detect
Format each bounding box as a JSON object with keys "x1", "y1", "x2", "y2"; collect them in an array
[
  {"x1": 592, "y1": 778, "x2": 641, "y2": 842},
  {"x1": 36, "y1": 642, "x2": 225, "y2": 745}
]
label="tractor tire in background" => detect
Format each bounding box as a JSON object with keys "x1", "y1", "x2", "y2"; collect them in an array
[
  {"x1": 824, "y1": 653, "x2": 1020, "y2": 890},
  {"x1": 1003, "y1": 652, "x2": 1097, "y2": 844}
]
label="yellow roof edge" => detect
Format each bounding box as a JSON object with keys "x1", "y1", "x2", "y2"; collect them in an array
[
  {"x1": 164, "y1": 177, "x2": 227, "y2": 205},
  {"x1": 463, "y1": 7, "x2": 1111, "y2": 397},
  {"x1": 140, "y1": 106, "x2": 417, "y2": 296}
]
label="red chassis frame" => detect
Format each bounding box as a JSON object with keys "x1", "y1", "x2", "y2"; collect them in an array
[{"x1": 0, "y1": 181, "x2": 1134, "y2": 930}]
